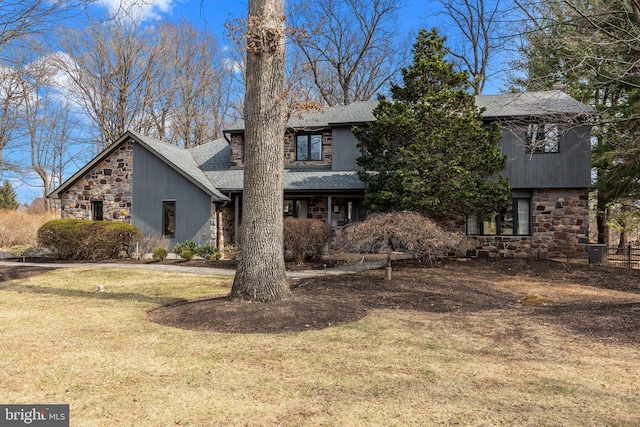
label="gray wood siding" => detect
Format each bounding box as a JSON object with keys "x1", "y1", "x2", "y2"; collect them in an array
[
  {"x1": 132, "y1": 143, "x2": 211, "y2": 247},
  {"x1": 331, "y1": 127, "x2": 363, "y2": 171},
  {"x1": 500, "y1": 124, "x2": 591, "y2": 189}
]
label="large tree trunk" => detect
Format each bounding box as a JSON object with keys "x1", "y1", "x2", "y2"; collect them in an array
[{"x1": 229, "y1": 0, "x2": 290, "y2": 302}]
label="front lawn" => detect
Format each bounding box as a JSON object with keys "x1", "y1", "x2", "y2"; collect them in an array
[{"x1": 1, "y1": 261, "x2": 639, "y2": 426}]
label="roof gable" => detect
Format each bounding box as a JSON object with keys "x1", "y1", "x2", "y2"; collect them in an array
[{"x1": 49, "y1": 131, "x2": 228, "y2": 201}]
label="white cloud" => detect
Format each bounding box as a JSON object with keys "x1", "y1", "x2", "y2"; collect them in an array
[{"x1": 98, "y1": 0, "x2": 178, "y2": 22}]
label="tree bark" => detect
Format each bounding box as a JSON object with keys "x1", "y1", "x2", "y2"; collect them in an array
[{"x1": 229, "y1": 0, "x2": 290, "y2": 302}]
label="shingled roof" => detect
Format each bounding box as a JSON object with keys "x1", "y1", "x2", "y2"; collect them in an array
[
  {"x1": 224, "y1": 90, "x2": 592, "y2": 133},
  {"x1": 51, "y1": 90, "x2": 592, "y2": 199}
]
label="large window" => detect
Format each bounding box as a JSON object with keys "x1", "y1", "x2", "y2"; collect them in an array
[
  {"x1": 296, "y1": 134, "x2": 322, "y2": 161},
  {"x1": 527, "y1": 123, "x2": 559, "y2": 153},
  {"x1": 467, "y1": 198, "x2": 530, "y2": 236},
  {"x1": 163, "y1": 201, "x2": 176, "y2": 237},
  {"x1": 92, "y1": 201, "x2": 103, "y2": 221}
]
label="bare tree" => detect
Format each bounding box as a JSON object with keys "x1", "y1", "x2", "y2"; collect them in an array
[
  {"x1": 0, "y1": 0, "x2": 86, "y2": 57},
  {"x1": 288, "y1": 0, "x2": 407, "y2": 106},
  {"x1": 431, "y1": 0, "x2": 513, "y2": 95},
  {"x1": 56, "y1": 18, "x2": 156, "y2": 148},
  {"x1": 230, "y1": 0, "x2": 290, "y2": 302},
  {"x1": 0, "y1": 63, "x2": 25, "y2": 176},
  {"x1": 147, "y1": 20, "x2": 236, "y2": 147},
  {"x1": 20, "y1": 53, "x2": 77, "y2": 210}
]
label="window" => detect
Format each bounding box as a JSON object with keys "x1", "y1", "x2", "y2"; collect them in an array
[
  {"x1": 92, "y1": 201, "x2": 103, "y2": 221},
  {"x1": 163, "y1": 201, "x2": 176, "y2": 237},
  {"x1": 467, "y1": 198, "x2": 530, "y2": 236},
  {"x1": 296, "y1": 134, "x2": 322, "y2": 161},
  {"x1": 283, "y1": 199, "x2": 308, "y2": 218},
  {"x1": 527, "y1": 123, "x2": 559, "y2": 153}
]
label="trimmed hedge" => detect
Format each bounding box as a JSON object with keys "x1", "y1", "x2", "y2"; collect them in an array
[{"x1": 37, "y1": 219, "x2": 140, "y2": 260}]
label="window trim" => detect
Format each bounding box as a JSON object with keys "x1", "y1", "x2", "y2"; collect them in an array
[
  {"x1": 162, "y1": 200, "x2": 176, "y2": 238},
  {"x1": 295, "y1": 133, "x2": 323, "y2": 161}
]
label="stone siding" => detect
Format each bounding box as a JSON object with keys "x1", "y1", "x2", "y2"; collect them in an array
[
  {"x1": 60, "y1": 140, "x2": 133, "y2": 222},
  {"x1": 468, "y1": 188, "x2": 590, "y2": 259},
  {"x1": 283, "y1": 131, "x2": 332, "y2": 166},
  {"x1": 229, "y1": 132, "x2": 333, "y2": 168}
]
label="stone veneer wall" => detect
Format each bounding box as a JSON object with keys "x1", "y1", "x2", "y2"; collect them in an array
[
  {"x1": 283, "y1": 132, "x2": 332, "y2": 166},
  {"x1": 229, "y1": 132, "x2": 333, "y2": 167},
  {"x1": 60, "y1": 140, "x2": 133, "y2": 222},
  {"x1": 468, "y1": 188, "x2": 590, "y2": 259}
]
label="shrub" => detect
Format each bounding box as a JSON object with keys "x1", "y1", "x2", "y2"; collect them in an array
[
  {"x1": 173, "y1": 240, "x2": 198, "y2": 256},
  {"x1": 173, "y1": 240, "x2": 222, "y2": 260},
  {"x1": 283, "y1": 218, "x2": 329, "y2": 263},
  {"x1": 152, "y1": 247, "x2": 169, "y2": 261},
  {"x1": 37, "y1": 219, "x2": 140, "y2": 260},
  {"x1": 179, "y1": 249, "x2": 195, "y2": 261},
  {"x1": 195, "y1": 243, "x2": 222, "y2": 260},
  {"x1": 8, "y1": 245, "x2": 42, "y2": 257},
  {"x1": 333, "y1": 211, "x2": 465, "y2": 266},
  {"x1": 222, "y1": 245, "x2": 239, "y2": 260}
]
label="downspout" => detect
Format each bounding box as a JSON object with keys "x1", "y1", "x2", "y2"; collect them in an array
[
  {"x1": 327, "y1": 195, "x2": 332, "y2": 248},
  {"x1": 234, "y1": 194, "x2": 240, "y2": 246}
]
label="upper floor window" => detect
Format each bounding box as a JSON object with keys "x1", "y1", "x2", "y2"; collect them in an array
[
  {"x1": 527, "y1": 123, "x2": 559, "y2": 153},
  {"x1": 296, "y1": 134, "x2": 322, "y2": 161}
]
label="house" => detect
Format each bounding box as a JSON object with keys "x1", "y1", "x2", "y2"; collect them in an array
[{"x1": 48, "y1": 90, "x2": 592, "y2": 257}]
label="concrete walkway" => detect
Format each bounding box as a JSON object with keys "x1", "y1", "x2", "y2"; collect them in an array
[{"x1": 0, "y1": 258, "x2": 388, "y2": 279}]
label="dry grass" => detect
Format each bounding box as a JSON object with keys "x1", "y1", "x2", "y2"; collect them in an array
[
  {"x1": 1, "y1": 268, "x2": 639, "y2": 426},
  {"x1": 0, "y1": 210, "x2": 59, "y2": 248}
]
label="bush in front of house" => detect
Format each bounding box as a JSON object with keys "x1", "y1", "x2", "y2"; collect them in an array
[
  {"x1": 37, "y1": 219, "x2": 140, "y2": 260},
  {"x1": 283, "y1": 218, "x2": 329, "y2": 263},
  {"x1": 173, "y1": 240, "x2": 222, "y2": 260},
  {"x1": 152, "y1": 247, "x2": 169, "y2": 261},
  {"x1": 333, "y1": 211, "x2": 465, "y2": 267}
]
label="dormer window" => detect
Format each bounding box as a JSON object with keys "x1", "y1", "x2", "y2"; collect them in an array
[
  {"x1": 296, "y1": 133, "x2": 322, "y2": 161},
  {"x1": 527, "y1": 123, "x2": 559, "y2": 153}
]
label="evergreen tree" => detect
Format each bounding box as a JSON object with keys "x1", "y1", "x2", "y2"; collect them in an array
[
  {"x1": 354, "y1": 28, "x2": 510, "y2": 219},
  {"x1": 0, "y1": 181, "x2": 19, "y2": 210}
]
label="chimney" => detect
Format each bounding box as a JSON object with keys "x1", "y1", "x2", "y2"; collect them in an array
[{"x1": 552, "y1": 81, "x2": 568, "y2": 93}]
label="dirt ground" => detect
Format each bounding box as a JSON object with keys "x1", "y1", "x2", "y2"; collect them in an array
[{"x1": 2, "y1": 258, "x2": 639, "y2": 345}]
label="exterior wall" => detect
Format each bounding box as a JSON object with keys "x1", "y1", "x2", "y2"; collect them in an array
[
  {"x1": 60, "y1": 140, "x2": 133, "y2": 221},
  {"x1": 331, "y1": 127, "x2": 362, "y2": 171},
  {"x1": 132, "y1": 143, "x2": 212, "y2": 248},
  {"x1": 467, "y1": 188, "x2": 590, "y2": 258},
  {"x1": 500, "y1": 124, "x2": 591, "y2": 189}
]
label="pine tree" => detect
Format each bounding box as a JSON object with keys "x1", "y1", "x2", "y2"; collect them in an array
[
  {"x1": 355, "y1": 28, "x2": 510, "y2": 220},
  {"x1": 0, "y1": 180, "x2": 19, "y2": 210}
]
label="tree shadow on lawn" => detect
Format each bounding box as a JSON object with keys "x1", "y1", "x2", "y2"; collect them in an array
[
  {"x1": 148, "y1": 262, "x2": 522, "y2": 334},
  {"x1": 533, "y1": 300, "x2": 640, "y2": 346},
  {"x1": 1, "y1": 276, "x2": 187, "y2": 306}
]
